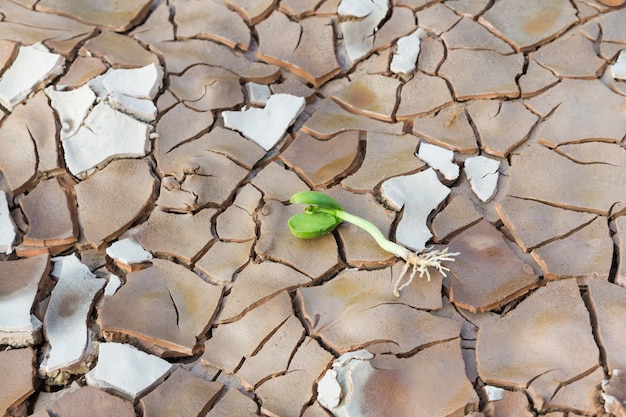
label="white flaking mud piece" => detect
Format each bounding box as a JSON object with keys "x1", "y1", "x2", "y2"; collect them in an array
[
  {"x1": 390, "y1": 29, "x2": 425, "y2": 74},
  {"x1": 223, "y1": 93, "x2": 306, "y2": 150},
  {"x1": 245, "y1": 82, "x2": 271, "y2": 106},
  {"x1": 90, "y1": 63, "x2": 164, "y2": 99},
  {"x1": 464, "y1": 155, "x2": 500, "y2": 202},
  {"x1": 611, "y1": 50, "x2": 626, "y2": 80},
  {"x1": 40, "y1": 255, "x2": 105, "y2": 373},
  {"x1": 107, "y1": 92, "x2": 157, "y2": 122},
  {"x1": 86, "y1": 342, "x2": 172, "y2": 400},
  {"x1": 106, "y1": 238, "x2": 153, "y2": 266},
  {"x1": 382, "y1": 168, "x2": 451, "y2": 251},
  {"x1": 0, "y1": 43, "x2": 65, "y2": 111},
  {"x1": 417, "y1": 142, "x2": 459, "y2": 181},
  {"x1": 0, "y1": 191, "x2": 16, "y2": 254},
  {"x1": 103, "y1": 274, "x2": 122, "y2": 297},
  {"x1": 484, "y1": 385, "x2": 505, "y2": 401},
  {"x1": 339, "y1": 0, "x2": 388, "y2": 63},
  {"x1": 89, "y1": 63, "x2": 163, "y2": 122},
  {"x1": 62, "y1": 102, "x2": 151, "y2": 176},
  {"x1": 45, "y1": 84, "x2": 96, "y2": 140},
  {"x1": 318, "y1": 350, "x2": 375, "y2": 415}
]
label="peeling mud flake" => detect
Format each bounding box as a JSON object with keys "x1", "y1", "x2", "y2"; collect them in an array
[
  {"x1": 75, "y1": 159, "x2": 156, "y2": 249},
  {"x1": 86, "y1": 342, "x2": 172, "y2": 400},
  {"x1": 416, "y1": 3, "x2": 462, "y2": 35},
  {"x1": 125, "y1": 208, "x2": 215, "y2": 264},
  {"x1": 531, "y1": 33, "x2": 606, "y2": 79},
  {"x1": 342, "y1": 132, "x2": 424, "y2": 192},
  {"x1": 464, "y1": 155, "x2": 500, "y2": 202},
  {"x1": 62, "y1": 103, "x2": 151, "y2": 176},
  {"x1": 140, "y1": 367, "x2": 224, "y2": 417},
  {"x1": 82, "y1": 31, "x2": 160, "y2": 69},
  {"x1": 19, "y1": 177, "x2": 78, "y2": 251},
  {"x1": 105, "y1": 238, "x2": 153, "y2": 272},
  {"x1": 372, "y1": 6, "x2": 417, "y2": 52},
  {"x1": 40, "y1": 255, "x2": 105, "y2": 374},
  {"x1": 612, "y1": 49, "x2": 626, "y2": 80},
  {"x1": 245, "y1": 82, "x2": 271, "y2": 106},
  {"x1": 603, "y1": 370, "x2": 626, "y2": 417},
  {"x1": 526, "y1": 79, "x2": 626, "y2": 146},
  {"x1": 584, "y1": 280, "x2": 626, "y2": 372},
  {"x1": 396, "y1": 72, "x2": 453, "y2": 120},
  {"x1": 417, "y1": 142, "x2": 459, "y2": 181},
  {"x1": 484, "y1": 388, "x2": 534, "y2": 417},
  {"x1": 36, "y1": 0, "x2": 153, "y2": 31},
  {"x1": 478, "y1": 0, "x2": 578, "y2": 52},
  {"x1": 0, "y1": 255, "x2": 49, "y2": 346},
  {"x1": 205, "y1": 388, "x2": 258, "y2": 417},
  {"x1": 519, "y1": 58, "x2": 559, "y2": 98},
  {"x1": 216, "y1": 261, "x2": 310, "y2": 323},
  {"x1": 390, "y1": 30, "x2": 423, "y2": 74},
  {"x1": 465, "y1": 100, "x2": 538, "y2": 158},
  {"x1": 531, "y1": 217, "x2": 613, "y2": 279},
  {"x1": 154, "y1": 102, "x2": 215, "y2": 157},
  {"x1": 256, "y1": 336, "x2": 333, "y2": 417},
  {"x1": 224, "y1": 0, "x2": 275, "y2": 24},
  {"x1": 381, "y1": 168, "x2": 450, "y2": 251},
  {"x1": 157, "y1": 125, "x2": 264, "y2": 175},
  {"x1": 279, "y1": 131, "x2": 360, "y2": 188},
  {"x1": 0, "y1": 43, "x2": 64, "y2": 111},
  {"x1": 496, "y1": 196, "x2": 597, "y2": 252},
  {"x1": 174, "y1": 0, "x2": 250, "y2": 50},
  {"x1": 45, "y1": 386, "x2": 136, "y2": 417},
  {"x1": 168, "y1": 65, "x2": 243, "y2": 113},
  {"x1": 0, "y1": 191, "x2": 16, "y2": 254},
  {"x1": 302, "y1": 98, "x2": 404, "y2": 139},
  {"x1": 297, "y1": 267, "x2": 458, "y2": 354},
  {"x1": 447, "y1": 220, "x2": 539, "y2": 313},
  {"x1": 56, "y1": 57, "x2": 107, "y2": 89},
  {"x1": 152, "y1": 39, "x2": 280, "y2": 82},
  {"x1": 330, "y1": 74, "x2": 401, "y2": 122},
  {"x1": 202, "y1": 291, "x2": 294, "y2": 373},
  {"x1": 257, "y1": 12, "x2": 341, "y2": 87},
  {"x1": 413, "y1": 105, "x2": 478, "y2": 154},
  {"x1": 441, "y1": 17, "x2": 514, "y2": 54},
  {"x1": 46, "y1": 84, "x2": 96, "y2": 140},
  {"x1": 431, "y1": 194, "x2": 482, "y2": 242},
  {"x1": 100, "y1": 259, "x2": 222, "y2": 356},
  {"x1": 0, "y1": 347, "x2": 35, "y2": 416},
  {"x1": 195, "y1": 240, "x2": 253, "y2": 283},
  {"x1": 237, "y1": 314, "x2": 305, "y2": 390},
  {"x1": 319, "y1": 341, "x2": 478, "y2": 417},
  {"x1": 547, "y1": 366, "x2": 604, "y2": 414},
  {"x1": 439, "y1": 50, "x2": 523, "y2": 100},
  {"x1": 339, "y1": 0, "x2": 388, "y2": 64},
  {"x1": 252, "y1": 161, "x2": 310, "y2": 201},
  {"x1": 476, "y1": 279, "x2": 599, "y2": 409},
  {"x1": 223, "y1": 94, "x2": 305, "y2": 151},
  {"x1": 506, "y1": 143, "x2": 626, "y2": 215}
]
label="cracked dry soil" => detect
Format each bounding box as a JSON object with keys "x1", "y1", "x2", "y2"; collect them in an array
[{"x1": 1, "y1": 0, "x2": 626, "y2": 416}]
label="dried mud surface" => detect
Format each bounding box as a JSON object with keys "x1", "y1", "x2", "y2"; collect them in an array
[{"x1": 1, "y1": 0, "x2": 626, "y2": 416}]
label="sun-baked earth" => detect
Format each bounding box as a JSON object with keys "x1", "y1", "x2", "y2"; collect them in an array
[{"x1": 1, "y1": 0, "x2": 626, "y2": 416}]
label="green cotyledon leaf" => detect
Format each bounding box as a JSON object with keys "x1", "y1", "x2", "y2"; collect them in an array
[
  {"x1": 288, "y1": 212, "x2": 342, "y2": 239},
  {"x1": 289, "y1": 191, "x2": 343, "y2": 210}
]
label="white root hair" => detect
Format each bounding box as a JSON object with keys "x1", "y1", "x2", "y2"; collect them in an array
[{"x1": 393, "y1": 247, "x2": 460, "y2": 297}]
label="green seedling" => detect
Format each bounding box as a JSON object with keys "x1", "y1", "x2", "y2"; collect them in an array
[{"x1": 288, "y1": 191, "x2": 459, "y2": 297}]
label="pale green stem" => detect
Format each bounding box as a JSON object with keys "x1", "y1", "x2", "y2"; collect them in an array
[
  {"x1": 309, "y1": 205, "x2": 459, "y2": 297},
  {"x1": 312, "y1": 206, "x2": 412, "y2": 261}
]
